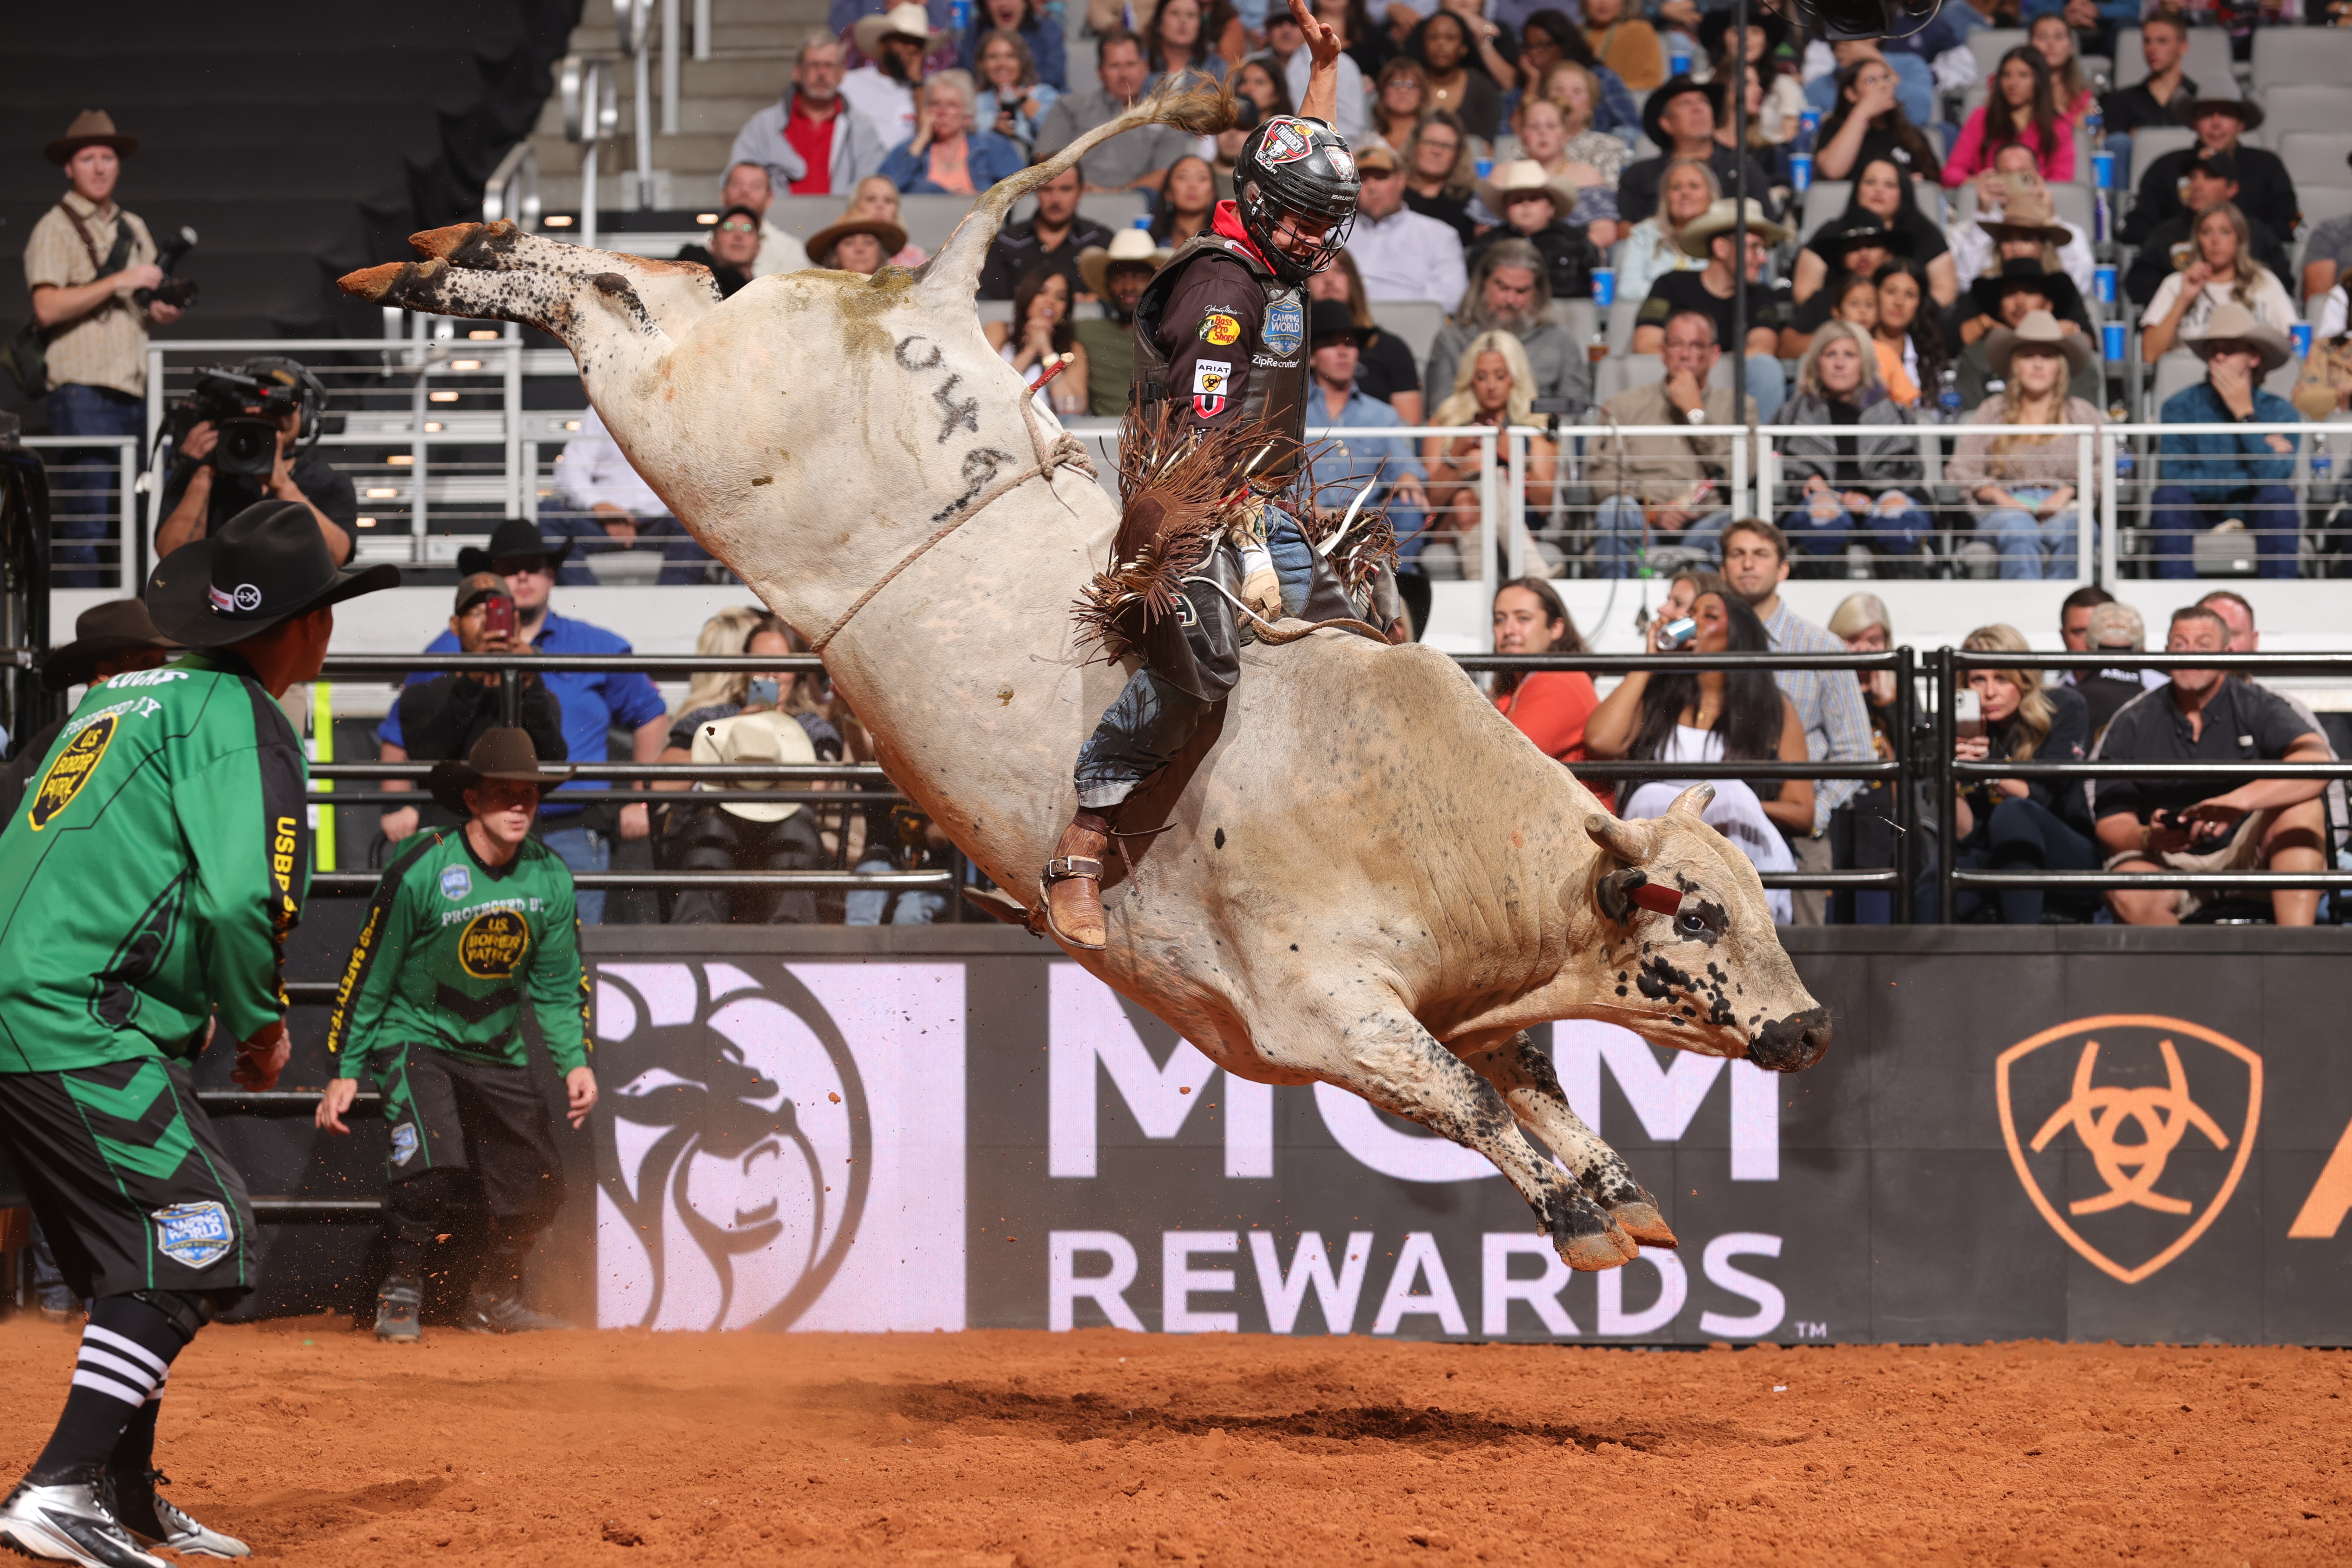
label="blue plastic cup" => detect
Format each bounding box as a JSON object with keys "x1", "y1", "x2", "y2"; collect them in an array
[
  {"x1": 1799, "y1": 110, "x2": 1820, "y2": 137},
  {"x1": 2294, "y1": 322, "x2": 2314, "y2": 359},
  {"x1": 2094, "y1": 265, "x2": 2117, "y2": 304},
  {"x1": 2102, "y1": 322, "x2": 2127, "y2": 362},
  {"x1": 1475, "y1": 157, "x2": 1492, "y2": 182},
  {"x1": 1790, "y1": 152, "x2": 1813, "y2": 193},
  {"x1": 1592, "y1": 267, "x2": 1615, "y2": 308},
  {"x1": 2092, "y1": 150, "x2": 2115, "y2": 190}
]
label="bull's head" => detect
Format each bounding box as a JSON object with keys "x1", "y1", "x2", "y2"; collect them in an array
[{"x1": 1582, "y1": 785, "x2": 1830, "y2": 1072}]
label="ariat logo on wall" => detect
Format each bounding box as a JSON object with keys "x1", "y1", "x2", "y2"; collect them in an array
[
  {"x1": 1997, "y1": 1015, "x2": 2261, "y2": 1283},
  {"x1": 28, "y1": 714, "x2": 116, "y2": 830},
  {"x1": 458, "y1": 909, "x2": 532, "y2": 978}
]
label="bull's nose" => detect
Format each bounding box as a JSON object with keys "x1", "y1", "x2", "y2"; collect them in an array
[{"x1": 1749, "y1": 1006, "x2": 1830, "y2": 1072}]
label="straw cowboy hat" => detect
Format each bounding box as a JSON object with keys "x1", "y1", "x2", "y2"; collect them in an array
[
  {"x1": 1975, "y1": 185, "x2": 2072, "y2": 250},
  {"x1": 851, "y1": 1, "x2": 947, "y2": 58},
  {"x1": 689, "y1": 710, "x2": 816, "y2": 823},
  {"x1": 1674, "y1": 197, "x2": 1791, "y2": 259},
  {"x1": 146, "y1": 500, "x2": 400, "y2": 648},
  {"x1": 1076, "y1": 227, "x2": 1171, "y2": 297},
  {"x1": 805, "y1": 216, "x2": 908, "y2": 267},
  {"x1": 46, "y1": 110, "x2": 138, "y2": 166},
  {"x1": 1476, "y1": 159, "x2": 1578, "y2": 220},
  {"x1": 1984, "y1": 308, "x2": 2092, "y2": 384},
  {"x1": 427, "y1": 726, "x2": 574, "y2": 818},
  {"x1": 2187, "y1": 298, "x2": 2293, "y2": 376},
  {"x1": 2086, "y1": 600, "x2": 2145, "y2": 652},
  {"x1": 42, "y1": 599, "x2": 174, "y2": 692}
]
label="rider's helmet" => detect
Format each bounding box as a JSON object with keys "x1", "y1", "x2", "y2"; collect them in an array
[{"x1": 1233, "y1": 114, "x2": 1360, "y2": 284}]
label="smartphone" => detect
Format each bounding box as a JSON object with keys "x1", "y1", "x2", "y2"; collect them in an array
[
  {"x1": 482, "y1": 595, "x2": 514, "y2": 637},
  {"x1": 1953, "y1": 687, "x2": 1983, "y2": 740},
  {"x1": 1658, "y1": 617, "x2": 1697, "y2": 650},
  {"x1": 747, "y1": 677, "x2": 780, "y2": 708}
]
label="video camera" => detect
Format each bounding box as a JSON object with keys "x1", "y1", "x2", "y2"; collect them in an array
[{"x1": 164, "y1": 358, "x2": 324, "y2": 478}]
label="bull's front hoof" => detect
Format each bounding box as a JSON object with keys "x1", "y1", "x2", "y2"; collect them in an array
[
  {"x1": 1557, "y1": 1223, "x2": 1638, "y2": 1273},
  {"x1": 1607, "y1": 1200, "x2": 1678, "y2": 1250}
]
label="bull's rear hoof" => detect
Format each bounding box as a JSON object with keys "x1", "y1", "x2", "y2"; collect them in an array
[
  {"x1": 1608, "y1": 1201, "x2": 1677, "y2": 1250},
  {"x1": 1558, "y1": 1225, "x2": 1637, "y2": 1273}
]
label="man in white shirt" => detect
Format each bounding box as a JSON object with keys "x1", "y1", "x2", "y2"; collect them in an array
[
  {"x1": 719, "y1": 163, "x2": 812, "y2": 277},
  {"x1": 1260, "y1": 6, "x2": 1366, "y2": 140},
  {"x1": 839, "y1": 2, "x2": 939, "y2": 150},
  {"x1": 1342, "y1": 142, "x2": 1466, "y2": 304},
  {"x1": 548, "y1": 410, "x2": 716, "y2": 584}
]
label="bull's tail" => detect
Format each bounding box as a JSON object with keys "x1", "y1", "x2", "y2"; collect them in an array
[{"x1": 917, "y1": 79, "x2": 1237, "y2": 303}]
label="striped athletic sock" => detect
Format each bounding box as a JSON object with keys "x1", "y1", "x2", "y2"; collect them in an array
[{"x1": 25, "y1": 1299, "x2": 183, "y2": 1485}]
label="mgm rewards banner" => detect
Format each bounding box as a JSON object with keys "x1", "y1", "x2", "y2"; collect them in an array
[{"x1": 568, "y1": 927, "x2": 2352, "y2": 1345}]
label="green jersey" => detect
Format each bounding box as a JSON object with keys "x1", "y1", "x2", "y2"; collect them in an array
[
  {"x1": 325, "y1": 826, "x2": 588, "y2": 1081},
  {"x1": 0, "y1": 652, "x2": 309, "y2": 1074}
]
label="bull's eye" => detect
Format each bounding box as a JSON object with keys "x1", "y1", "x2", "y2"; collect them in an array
[{"x1": 1677, "y1": 911, "x2": 1707, "y2": 936}]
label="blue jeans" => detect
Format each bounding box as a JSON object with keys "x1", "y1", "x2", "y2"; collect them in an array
[
  {"x1": 2147, "y1": 483, "x2": 2300, "y2": 579},
  {"x1": 1074, "y1": 667, "x2": 1216, "y2": 809},
  {"x1": 1744, "y1": 355, "x2": 1786, "y2": 423},
  {"x1": 1917, "y1": 795, "x2": 2100, "y2": 925},
  {"x1": 1780, "y1": 493, "x2": 1932, "y2": 559},
  {"x1": 1594, "y1": 498, "x2": 1733, "y2": 577},
  {"x1": 44, "y1": 383, "x2": 143, "y2": 589},
  {"x1": 846, "y1": 854, "x2": 948, "y2": 925},
  {"x1": 1979, "y1": 506, "x2": 2087, "y2": 579},
  {"x1": 541, "y1": 822, "x2": 609, "y2": 924}
]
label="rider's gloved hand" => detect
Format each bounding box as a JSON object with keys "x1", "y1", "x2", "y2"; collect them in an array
[{"x1": 1240, "y1": 568, "x2": 1282, "y2": 620}]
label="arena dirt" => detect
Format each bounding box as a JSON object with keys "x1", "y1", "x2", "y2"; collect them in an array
[{"x1": 3, "y1": 1319, "x2": 2347, "y2": 1565}]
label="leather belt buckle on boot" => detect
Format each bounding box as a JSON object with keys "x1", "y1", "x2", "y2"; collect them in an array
[{"x1": 1040, "y1": 809, "x2": 1114, "y2": 951}]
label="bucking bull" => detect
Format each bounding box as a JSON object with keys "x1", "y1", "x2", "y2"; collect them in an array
[{"x1": 339, "y1": 82, "x2": 1828, "y2": 1274}]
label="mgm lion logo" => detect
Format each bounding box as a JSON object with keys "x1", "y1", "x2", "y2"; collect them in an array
[
  {"x1": 457, "y1": 908, "x2": 531, "y2": 977},
  {"x1": 1997, "y1": 1015, "x2": 2262, "y2": 1283}
]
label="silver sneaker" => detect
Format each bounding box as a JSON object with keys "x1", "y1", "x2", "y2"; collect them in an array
[
  {"x1": 0, "y1": 1479, "x2": 166, "y2": 1568},
  {"x1": 110, "y1": 1473, "x2": 248, "y2": 1561}
]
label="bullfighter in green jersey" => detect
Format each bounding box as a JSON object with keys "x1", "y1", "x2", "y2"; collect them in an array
[
  {"x1": 315, "y1": 726, "x2": 597, "y2": 1344},
  {"x1": 0, "y1": 500, "x2": 397, "y2": 1568}
]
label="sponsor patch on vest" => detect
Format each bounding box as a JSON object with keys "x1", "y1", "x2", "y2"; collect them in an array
[
  {"x1": 1198, "y1": 310, "x2": 1242, "y2": 346},
  {"x1": 28, "y1": 714, "x2": 116, "y2": 831},
  {"x1": 390, "y1": 1122, "x2": 420, "y2": 1167},
  {"x1": 1257, "y1": 116, "x2": 1315, "y2": 166},
  {"x1": 1192, "y1": 358, "x2": 1231, "y2": 395},
  {"x1": 152, "y1": 1201, "x2": 234, "y2": 1270},
  {"x1": 441, "y1": 864, "x2": 473, "y2": 900},
  {"x1": 1262, "y1": 297, "x2": 1304, "y2": 356},
  {"x1": 458, "y1": 908, "x2": 533, "y2": 978}
]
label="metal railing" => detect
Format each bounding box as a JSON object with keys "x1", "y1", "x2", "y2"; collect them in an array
[{"x1": 18, "y1": 436, "x2": 137, "y2": 591}]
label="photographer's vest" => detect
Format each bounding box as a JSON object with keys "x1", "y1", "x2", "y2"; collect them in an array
[{"x1": 1132, "y1": 234, "x2": 1309, "y2": 482}]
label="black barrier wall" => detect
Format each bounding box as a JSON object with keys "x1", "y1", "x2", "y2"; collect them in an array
[{"x1": 98, "y1": 926, "x2": 2352, "y2": 1346}]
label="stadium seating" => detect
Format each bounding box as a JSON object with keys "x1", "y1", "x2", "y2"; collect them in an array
[
  {"x1": 2279, "y1": 133, "x2": 2352, "y2": 189},
  {"x1": 2113, "y1": 26, "x2": 2239, "y2": 95},
  {"x1": 2251, "y1": 25, "x2": 2352, "y2": 91},
  {"x1": 2252, "y1": 86, "x2": 2352, "y2": 141}
]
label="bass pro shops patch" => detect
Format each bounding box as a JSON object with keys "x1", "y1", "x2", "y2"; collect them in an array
[{"x1": 1198, "y1": 310, "x2": 1242, "y2": 347}]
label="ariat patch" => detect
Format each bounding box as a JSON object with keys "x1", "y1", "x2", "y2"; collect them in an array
[
  {"x1": 458, "y1": 908, "x2": 532, "y2": 978},
  {"x1": 390, "y1": 1122, "x2": 420, "y2": 1167},
  {"x1": 152, "y1": 1201, "x2": 233, "y2": 1269},
  {"x1": 1261, "y1": 297, "x2": 1304, "y2": 356},
  {"x1": 28, "y1": 714, "x2": 116, "y2": 831},
  {"x1": 1192, "y1": 358, "x2": 1231, "y2": 395},
  {"x1": 1198, "y1": 310, "x2": 1242, "y2": 346},
  {"x1": 1257, "y1": 116, "x2": 1315, "y2": 166},
  {"x1": 440, "y1": 864, "x2": 473, "y2": 900}
]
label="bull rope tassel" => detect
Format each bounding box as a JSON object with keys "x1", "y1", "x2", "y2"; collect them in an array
[{"x1": 811, "y1": 376, "x2": 1096, "y2": 654}]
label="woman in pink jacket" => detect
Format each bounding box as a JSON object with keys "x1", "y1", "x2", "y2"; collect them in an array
[{"x1": 1942, "y1": 47, "x2": 2074, "y2": 190}]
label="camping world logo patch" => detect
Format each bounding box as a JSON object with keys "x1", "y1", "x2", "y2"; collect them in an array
[
  {"x1": 390, "y1": 1123, "x2": 420, "y2": 1167},
  {"x1": 28, "y1": 714, "x2": 116, "y2": 831},
  {"x1": 152, "y1": 1201, "x2": 234, "y2": 1269},
  {"x1": 459, "y1": 909, "x2": 532, "y2": 978},
  {"x1": 441, "y1": 864, "x2": 472, "y2": 900},
  {"x1": 1261, "y1": 297, "x2": 1304, "y2": 356}
]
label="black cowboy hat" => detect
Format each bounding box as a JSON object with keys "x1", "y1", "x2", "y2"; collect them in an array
[
  {"x1": 1811, "y1": 215, "x2": 1914, "y2": 259},
  {"x1": 2187, "y1": 96, "x2": 2264, "y2": 132},
  {"x1": 1697, "y1": 7, "x2": 1787, "y2": 62},
  {"x1": 42, "y1": 598, "x2": 175, "y2": 692},
  {"x1": 1309, "y1": 298, "x2": 1359, "y2": 342},
  {"x1": 427, "y1": 726, "x2": 573, "y2": 817},
  {"x1": 1968, "y1": 255, "x2": 2083, "y2": 322},
  {"x1": 146, "y1": 500, "x2": 400, "y2": 648},
  {"x1": 1641, "y1": 74, "x2": 1713, "y2": 151},
  {"x1": 455, "y1": 516, "x2": 575, "y2": 577}
]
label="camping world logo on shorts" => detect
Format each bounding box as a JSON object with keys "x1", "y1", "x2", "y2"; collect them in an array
[
  {"x1": 28, "y1": 714, "x2": 116, "y2": 831},
  {"x1": 1997, "y1": 1014, "x2": 2261, "y2": 1283},
  {"x1": 152, "y1": 1201, "x2": 234, "y2": 1269},
  {"x1": 390, "y1": 1122, "x2": 420, "y2": 1167},
  {"x1": 458, "y1": 909, "x2": 533, "y2": 978}
]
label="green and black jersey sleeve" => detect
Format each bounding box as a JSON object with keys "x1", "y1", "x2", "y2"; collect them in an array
[
  {"x1": 327, "y1": 828, "x2": 588, "y2": 1080},
  {"x1": 0, "y1": 653, "x2": 310, "y2": 1074}
]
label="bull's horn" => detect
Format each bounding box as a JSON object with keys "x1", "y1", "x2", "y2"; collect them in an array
[
  {"x1": 1583, "y1": 813, "x2": 1655, "y2": 865},
  {"x1": 1669, "y1": 782, "x2": 1716, "y2": 818}
]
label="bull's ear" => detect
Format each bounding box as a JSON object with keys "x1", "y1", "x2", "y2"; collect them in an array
[
  {"x1": 1669, "y1": 782, "x2": 1715, "y2": 818},
  {"x1": 1584, "y1": 812, "x2": 1655, "y2": 866},
  {"x1": 1598, "y1": 867, "x2": 1644, "y2": 922}
]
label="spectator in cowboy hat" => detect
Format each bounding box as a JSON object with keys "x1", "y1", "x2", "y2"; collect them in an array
[
  {"x1": 1465, "y1": 159, "x2": 1596, "y2": 303},
  {"x1": 1616, "y1": 74, "x2": 1780, "y2": 229},
  {"x1": 1631, "y1": 196, "x2": 1792, "y2": 417},
  {"x1": 805, "y1": 213, "x2": 910, "y2": 276},
  {"x1": 22, "y1": 110, "x2": 184, "y2": 590},
  {"x1": 2149, "y1": 300, "x2": 2303, "y2": 580},
  {"x1": 1951, "y1": 267, "x2": 2101, "y2": 410},
  {"x1": 1344, "y1": 140, "x2": 1467, "y2": 306},
  {"x1": 841, "y1": 0, "x2": 946, "y2": 149},
  {"x1": 2075, "y1": 600, "x2": 2153, "y2": 741},
  {"x1": 666, "y1": 710, "x2": 829, "y2": 927},
  {"x1": 374, "y1": 516, "x2": 668, "y2": 920},
  {"x1": 1788, "y1": 216, "x2": 1909, "y2": 339},
  {"x1": 1945, "y1": 310, "x2": 2104, "y2": 579},
  {"x1": 0, "y1": 601, "x2": 174, "y2": 824},
  {"x1": 2119, "y1": 95, "x2": 2296, "y2": 251},
  {"x1": 1072, "y1": 228, "x2": 1168, "y2": 416},
  {"x1": 1950, "y1": 161, "x2": 2094, "y2": 297}
]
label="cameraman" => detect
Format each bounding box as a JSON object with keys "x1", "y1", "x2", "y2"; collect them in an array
[
  {"x1": 156, "y1": 357, "x2": 356, "y2": 564},
  {"x1": 24, "y1": 111, "x2": 183, "y2": 589}
]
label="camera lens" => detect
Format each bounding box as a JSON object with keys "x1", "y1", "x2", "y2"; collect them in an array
[{"x1": 213, "y1": 417, "x2": 277, "y2": 476}]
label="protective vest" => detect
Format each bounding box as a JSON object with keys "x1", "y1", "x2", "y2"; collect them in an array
[{"x1": 1133, "y1": 234, "x2": 1310, "y2": 480}]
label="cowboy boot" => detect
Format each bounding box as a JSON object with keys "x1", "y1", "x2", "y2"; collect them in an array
[{"x1": 1041, "y1": 808, "x2": 1113, "y2": 951}]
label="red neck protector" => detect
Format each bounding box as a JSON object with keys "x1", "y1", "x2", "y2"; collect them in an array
[{"x1": 1210, "y1": 199, "x2": 1272, "y2": 270}]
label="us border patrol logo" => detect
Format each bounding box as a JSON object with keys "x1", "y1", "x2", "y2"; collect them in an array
[
  {"x1": 390, "y1": 1123, "x2": 420, "y2": 1167},
  {"x1": 28, "y1": 714, "x2": 116, "y2": 831},
  {"x1": 1262, "y1": 296, "x2": 1304, "y2": 356},
  {"x1": 459, "y1": 909, "x2": 532, "y2": 977},
  {"x1": 441, "y1": 865, "x2": 472, "y2": 900},
  {"x1": 152, "y1": 1202, "x2": 233, "y2": 1269}
]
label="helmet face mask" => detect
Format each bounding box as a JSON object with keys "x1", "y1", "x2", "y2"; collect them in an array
[{"x1": 1234, "y1": 115, "x2": 1360, "y2": 283}]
